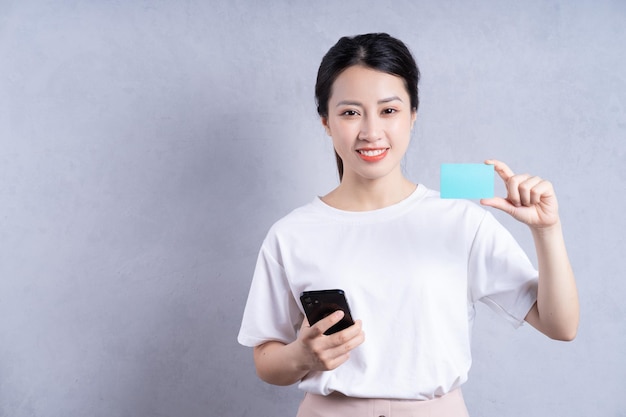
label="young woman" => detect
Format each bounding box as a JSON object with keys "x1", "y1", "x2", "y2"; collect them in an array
[{"x1": 238, "y1": 33, "x2": 579, "y2": 417}]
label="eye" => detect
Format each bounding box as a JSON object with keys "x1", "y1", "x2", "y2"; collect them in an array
[
  {"x1": 340, "y1": 109, "x2": 360, "y2": 117},
  {"x1": 382, "y1": 108, "x2": 397, "y2": 115}
]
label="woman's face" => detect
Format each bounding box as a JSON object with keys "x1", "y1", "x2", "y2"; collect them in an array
[{"x1": 322, "y1": 65, "x2": 416, "y2": 184}]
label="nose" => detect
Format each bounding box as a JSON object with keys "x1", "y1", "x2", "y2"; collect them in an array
[{"x1": 359, "y1": 115, "x2": 382, "y2": 142}]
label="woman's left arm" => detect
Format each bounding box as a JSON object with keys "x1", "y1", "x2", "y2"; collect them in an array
[{"x1": 480, "y1": 159, "x2": 579, "y2": 341}]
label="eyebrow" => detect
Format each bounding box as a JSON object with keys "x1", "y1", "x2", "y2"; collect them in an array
[{"x1": 335, "y1": 96, "x2": 404, "y2": 107}]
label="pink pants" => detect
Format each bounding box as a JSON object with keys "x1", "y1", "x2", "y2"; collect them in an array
[{"x1": 296, "y1": 388, "x2": 470, "y2": 417}]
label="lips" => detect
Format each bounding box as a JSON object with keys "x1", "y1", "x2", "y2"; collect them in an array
[{"x1": 356, "y1": 148, "x2": 388, "y2": 162}]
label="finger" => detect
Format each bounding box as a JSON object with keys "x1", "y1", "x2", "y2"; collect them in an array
[
  {"x1": 485, "y1": 159, "x2": 515, "y2": 182},
  {"x1": 331, "y1": 319, "x2": 363, "y2": 344},
  {"x1": 480, "y1": 196, "x2": 516, "y2": 216},
  {"x1": 485, "y1": 159, "x2": 525, "y2": 206},
  {"x1": 321, "y1": 322, "x2": 365, "y2": 368},
  {"x1": 299, "y1": 316, "x2": 308, "y2": 331},
  {"x1": 518, "y1": 176, "x2": 543, "y2": 206},
  {"x1": 316, "y1": 349, "x2": 352, "y2": 371},
  {"x1": 506, "y1": 173, "x2": 531, "y2": 207},
  {"x1": 311, "y1": 310, "x2": 346, "y2": 336},
  {"x1": 528, "y1": 179, "x2": 555, "y2": 206},
  {"x1": 307, "y1": 320, "x2": 365, "y2": 370}
]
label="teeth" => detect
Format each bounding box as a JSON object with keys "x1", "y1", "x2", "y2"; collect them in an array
[{"x1": 359, "y1": 149, "x2": 386, "y2": 156}]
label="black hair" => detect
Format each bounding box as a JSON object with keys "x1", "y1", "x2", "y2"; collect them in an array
[{"x1": 315, "y1": 33, "x2": 421, "y2": 180}]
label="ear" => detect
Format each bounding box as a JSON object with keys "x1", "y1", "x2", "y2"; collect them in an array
[
  {"x1": 321, "y1": 116, "x2": 332, "y2": 136},
  {"x1": 410, "y1": 110, "x2": 417, "y2": 130}
]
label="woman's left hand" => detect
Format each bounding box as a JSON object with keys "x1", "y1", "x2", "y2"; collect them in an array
[{"x1": 480, "y1": 159, "x2": 560, "y2": 229}]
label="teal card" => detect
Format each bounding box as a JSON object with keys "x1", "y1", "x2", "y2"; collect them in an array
[{"x1": 440, "y1": 163, "x2": 494, "y2": 199}]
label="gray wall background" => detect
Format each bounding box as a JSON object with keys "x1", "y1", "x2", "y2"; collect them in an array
[{"x1": 1, "y1": 1, "x2": 624, "y2": 416}]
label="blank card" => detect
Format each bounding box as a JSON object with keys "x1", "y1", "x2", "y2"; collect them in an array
[{"x1": 440, "y1": 163, "x2": 494, "y2": 199}]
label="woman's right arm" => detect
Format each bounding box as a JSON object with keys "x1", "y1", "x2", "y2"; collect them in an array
[{"x1": 253, "y1": 311, "x2": 365, "y2": 386}]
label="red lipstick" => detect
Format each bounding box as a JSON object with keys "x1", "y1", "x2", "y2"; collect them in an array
[{"x1": 356, "y1": 148, "x2": 388, "y2": 162}]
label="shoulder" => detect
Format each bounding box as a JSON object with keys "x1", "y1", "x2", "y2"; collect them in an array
[
  {"x1": 268, "y1": 199, "x2": 325, "y2": 231},
  {"x1": 260, "y1": 199, "x2": 327, "y2": 245},
  {"x1": 418, "y1": 185, "x2": 489, "y2": 225}
]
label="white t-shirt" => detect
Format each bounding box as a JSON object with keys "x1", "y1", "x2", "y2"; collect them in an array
[{"x1": 238, "y1": 185, "x2": 538, "y2": 400}]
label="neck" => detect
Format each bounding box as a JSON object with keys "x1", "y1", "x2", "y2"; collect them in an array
[{"x1": 322, "y1": 170, "x2": 417, "y2": 211}]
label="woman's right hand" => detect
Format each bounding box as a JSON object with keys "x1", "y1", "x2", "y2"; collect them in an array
[
  {"x1": 296, "y1": 311, "x2": 365, "y2": 373},
  {"x1": 252, "y1": 311, "x2": 365, "y2": 386}
]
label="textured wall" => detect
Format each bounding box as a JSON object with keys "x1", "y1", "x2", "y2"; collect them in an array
[{"x1": 1, "y1": 1, "x2": 624, "y2": 416}]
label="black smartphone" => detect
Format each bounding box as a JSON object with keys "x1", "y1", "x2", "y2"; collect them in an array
[{"x1": 300, "y1": 289, "x2": 355, "y2": 335}]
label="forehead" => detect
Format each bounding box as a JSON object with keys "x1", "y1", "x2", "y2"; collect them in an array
[{"x1": 330, "y1": 65, "x2": 409, "y2": 102}]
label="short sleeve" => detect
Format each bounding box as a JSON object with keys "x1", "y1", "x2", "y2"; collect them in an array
[
  {"x1": 237, "y1": 242, "x2": 303, "y2": 347},
  {"x1": 468, "y1": 212, "x2": 539, "y2": 328}
]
